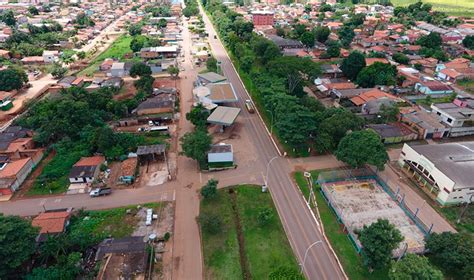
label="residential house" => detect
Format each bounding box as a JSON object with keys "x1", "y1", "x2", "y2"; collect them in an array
[
  {"x1": 431, "y1": 97, "x2": 474, "y2": 137},
  {"x1": 350, "y1": 88, "x2": 399, "y2": 112},
  {"x1": 42, "y1": 50, "x2": 59, "y2": 63},
  {"x1": 95, "y1": 236, "x2": 147, "y2": 279},
  {"x1": 109, "y1": 62, "x2": 131, "y2": 77},
  {"x1": 367, "y1": 123, "x2": 418, "y2": 144},
  {"x1": 68, "y1": 156, "x2": 106, "y2": 184},
  {"x1": 101, "y1": 77, "x2": 124, "y2": 89},
  {"x1": 32, "y1": 209, "x2": 72, "y2": 242},
  {"x1": 134, "y1": 94, "x2": 176, "y2": 116},
  {"x1": 399, "y1": 107, "x2": 450, "y2": 139},
  {"x1": 252, "y1": 10, "x2": 274, "y2": 26},
  {"x1": 100, "y1": 58, "x2": 115, "y2": 71},
  {"x1": 140, "y1": 46, "x2": 179, "y2": 59},
  {"x1": 0, "y1": 157, "x2": 33, "y2": 193},
  {"x1": 266, "y1": 35, "x2": 303, "y2": 50},
  {"x1": 415, "y1": 80, "x2": 453, "y2": 95}
]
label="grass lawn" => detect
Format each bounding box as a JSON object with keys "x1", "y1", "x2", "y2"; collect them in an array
[
  {"x1": 69, "y1": 202, "x2": 164, "y2": 239},
  {"x1": 200, "y1": 185, "x2": 300, "y2": 279},
  {"x1": 391, "y1": 0, "x2": 474, "y2": 17},
  {"x1": 414, "y1": 94, "x2": 455, "y2": 109},
  {"x1": 294, "y1": 172, "x2": 388, "y2": 280},
  {"x1": 458, "y1": 78, "x2": 474, "y2": 95},
  {"x1": 78, "y1": 35, "x2": 133, "y2": 76}
]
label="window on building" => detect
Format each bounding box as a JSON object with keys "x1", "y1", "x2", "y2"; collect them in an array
[{"x1": 447, "y1": 118, "x2": 452, "y2": 123}]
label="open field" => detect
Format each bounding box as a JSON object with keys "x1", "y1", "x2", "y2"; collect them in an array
[
  {"x1": 200, "y1": 185, "x2": 300, "y2": 279},
  {"x1": 294, "y1": 171, "x2": 388, "y2": 280},
  {"x1": 391, "y1": 0, "x2": 474, "y2": 17},
  {"x1": 78, "y1": 35, "x2": 133, "y2": 76}
]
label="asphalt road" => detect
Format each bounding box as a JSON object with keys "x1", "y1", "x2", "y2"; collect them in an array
[{"x1": 199, "y1": 5, "x2": 346, "y2": 280}]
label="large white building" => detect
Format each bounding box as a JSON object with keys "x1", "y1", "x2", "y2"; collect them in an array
[{"x1": 398, "y1": 142, "x2": 474, "y2": 205}]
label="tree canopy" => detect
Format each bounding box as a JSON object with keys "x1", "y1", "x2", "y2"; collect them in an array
[
  {"x1": 463, "y1": 35, "x2": 474, "y2": 50},
  {"x1": 340, "y1": 51, "x2": 366, "y2": 81},
  {"x1": 314, "y1": 26, "x2": 330, "y2": 43},
  {"x1": 0, "y1": 68, "x2": 27, "y2": 91},
  {"x1": 128, "y1": 24, "x2": 142, "y2": 36},
  {"x1": 300, "y1": 31, "x2": 315, "y2": 49},
  {"x1": 425, "y1": 232, "x2": 474, "y2": 278},
  {"x1": 389, "y1": 254, "x2": 443, "y2": 280},
  {"x1": 335, "y1": 130, "x2": 388, "y2": 170},
  {"x1": 186, "y1": 103, "x2": 210, "y2": 128},
  {"x1": 181, "y1": 129, "x2": 212, "y2": 168},
  {"x1": 129, "y1": 62, "x2": 152, "y2": 77},
  {"x1": 0, "y1": 215, "x2": 38, "y2": 277},
  {"x1": 359, "y1": 219, "x2": 404, "y2": 269},
  {"x1": 417, "y1": 32, "x2": 442, "y2": 49},
  {"x1": 356, "y1": 62, "x2": 397, "y2": 88}
]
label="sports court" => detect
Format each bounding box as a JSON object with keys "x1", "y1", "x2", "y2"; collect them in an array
[{"x1": 320, "y1": 176, "x2": 426, "y2": 257}]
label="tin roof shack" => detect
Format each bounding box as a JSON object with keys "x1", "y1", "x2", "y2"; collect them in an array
[
  {"x1": 32, "y1": 209, "x2": 72, "y2": 242},
  {"x1": 367, "y1": 123, "x2": 418, "y2": 144},
  {"x1": 208, "y1": 144, "x2": 234, "y2": 169},
  {"x1": 96, "y1": 236, "x2": 148, "y2": 280},
  {"x1": 134, "y1": 94, "x2": 176, "y2": 116},
  {"x1": 136, "y1": 144, "x2": 166, "y2": 164},
  {"x1": 400, "y1": 107, "x2": 449, "y2": 140},
  {"x1": 69, "y1": 156, "x2": 105, "y2": 184},
  {"x1": 197, "y1": 72, "x2": 227, "y2": 85}
]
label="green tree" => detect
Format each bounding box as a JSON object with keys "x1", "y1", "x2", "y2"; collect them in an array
[
  {"x1": 425, "y1": 232, "x2": 474, "y2": 278},
  {"x1": 157, "y1": 18, "x2": 167, "y2": 29},
  {"x1": 186, "y1": 103, "x2": 210, "y2": 128},
  {"x1": 300, "y1": 31, "x2": 315, "y2": 49},
  {"x1": 28, "y1": 6, "x2": 39, "y2": 15},
  {"x1": 76, "y1": 51, "x2": 86, "y2": 60},
  {"x1": 335, "y1": 130, "x2": 388, "y2": 170},
  {"x1": 206, "y1": 56, "x2": 218, "y2": 72},
  {"x1": 129, "y1": 62, "x2": 152, "y2": 77},
  {"x1": 379, "y1": 103, "x2": 400, "y2": 123},
  {"x1": 27, "y1": 252, "x2": 82, "y2": 280},
  {"x1": 130, "y1": 35, "x2": 147, "y2": 53},
  {"x1": 319, "y1": 4, "x2": 332, "y2": 12},
  {"x1": 338, "y1": 26, "x2": 355, "y2": 48},
  {"x1": 359, "y1": 219, "x2": 403, "y2": 269},
  {"x1": 50, "y1": 63, "x2": 67, "y2": 79},
  {"x1": 0, "y1": 215, "x2": 38, "y2": 278},
  {"x1": 128, "y1": 24, "x2": 142, "y2": 36},
  {"x1": 180, "y1": 129, "x2": 212, "y2": 167},
  {"x1": 167, "y1": 65, "x2": 180, "y2": 79},
  {"x1": 1, "y1": 10, "x2": 16, "y2": 26},
  {"x1": 340, "y1": 51, "x2": 366, "y2": 81},
  {"x1": 392, "y1": 53, "x2": 409, "y2": 65},
  {"x1": 417, "y1": 32, "x2": 442, "y2": 49},
  {"x1": 240, "y1": 55, "x2": 253, "y2": 73},
  {"x1": 314, "y1": 26, "x2": 330, "y2": 43},
  {"x1": 389, "y1": 254, "x2": 443, "y2": 280},
  {"x1": 325, "y1": 40, "x2": 341, "y2": 58},
  {"x1": 356, "y1": 62, "x2": 397, "y2": 87},
  {"x1": 463, "y1": 35, "x2": 474, "y2": 50},
  {"x1": 0, "y1": 69, "x2": 26, "y2": 91},
  {"x1": 200, "y1": 179, "x2": 218, "y2": 199}
]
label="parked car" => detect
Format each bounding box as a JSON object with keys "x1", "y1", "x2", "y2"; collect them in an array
[
  {"x1": 90, "y1": 187, "x2": 112, "y2": 197},
  {"x1": 245, "y1": 99, "x2": 255, "y2": 113}
]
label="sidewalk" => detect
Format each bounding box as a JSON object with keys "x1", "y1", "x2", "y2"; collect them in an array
[{"x1": 378, "y1": 164, "x2": 456, "y2": 233}]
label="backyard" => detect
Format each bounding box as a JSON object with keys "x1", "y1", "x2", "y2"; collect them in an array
[
  {"x1": 457, "y1": 78, "x2": 474, "y2": 95},
  {"x1": 78, "y1": 35, "x2": 133, "y2": 76},
  {"x1": 293, "y1": 171, "x2": 388, "y2": 280},
  {"x1": 200, "y1": 185, "x2": 301, "y2": 279},
  {"x1": 391, "y1": 0, "x2": 474, "y2": 17}
]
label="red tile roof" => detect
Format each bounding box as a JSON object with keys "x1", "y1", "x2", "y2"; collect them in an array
[
  {"x1": 32, "y1": 212, "x2": 71, "y2": 234},
  {"x1": 74, "y1": 156, "x2": 105, "y2": 167},
  {"x1": 351, "y1": 88, "x2": 397, "y2": 106}
]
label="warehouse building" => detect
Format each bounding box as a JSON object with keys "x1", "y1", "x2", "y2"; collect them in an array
[{"x1": 398, "y1": 142, "x2": 474, "y2": 205}]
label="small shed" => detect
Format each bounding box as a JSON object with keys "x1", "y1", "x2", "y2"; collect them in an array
[
  {"x1": 208, "y1": 144, "x2": 233, "y2": 167},
  {"x1": 136, "y1": 144, "x2": 166, "y2": 163}
]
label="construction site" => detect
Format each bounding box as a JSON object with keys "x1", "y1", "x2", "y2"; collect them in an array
[{"x1": 317, "y1": 169, "x2": 427, "y2": 258}]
